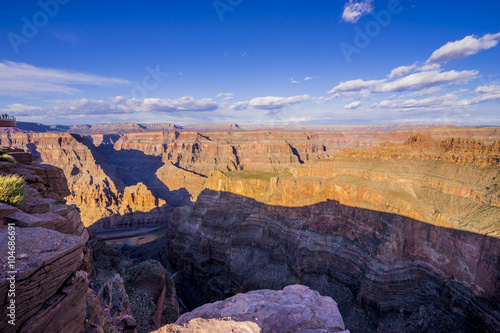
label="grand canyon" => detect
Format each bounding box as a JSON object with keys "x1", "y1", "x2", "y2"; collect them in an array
[
  {"x1": 0, "y1": 122, "x2": 498, "y2": 332},
  {"x1": 2, "y1": 2, "x2": 500, "y2": 331}
]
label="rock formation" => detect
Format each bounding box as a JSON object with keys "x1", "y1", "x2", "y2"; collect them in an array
[
  {"x1": 1, "y1": 126, "x2": 498, "y2": 228},
  {"x1": 0, "y1": 162, "x2": 89, "y2": 332},
  {"x1": 1, "y1": 125, "x2": 499, "y2": 332},
  {"x1": 163, "y1": 136, "x2": 500, "y2": 332},
  {"x1": 123, "y1": 260, "x2": 179, "y2": 333},
  {"x1": 156, "y1": 285, "x2": 349, "y2": 333}
]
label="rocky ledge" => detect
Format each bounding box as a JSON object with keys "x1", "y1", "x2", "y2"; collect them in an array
[{"x1": 155, "y1": 285, "x2": 349, "y2": 333}]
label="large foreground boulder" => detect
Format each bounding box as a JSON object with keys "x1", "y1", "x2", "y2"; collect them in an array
[{"x1": 155, "y1": 285, "x2": 349, "y2": 333}]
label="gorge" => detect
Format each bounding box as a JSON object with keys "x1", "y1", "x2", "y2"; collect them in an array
[{"x1": 0, "y1": 123, "x2": 499, "y2": 332}]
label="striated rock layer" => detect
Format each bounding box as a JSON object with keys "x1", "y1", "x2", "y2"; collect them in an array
[
  {"x1": 1, "y1": 126, "x2": 498, "y2": 228},
  {"x1": 0, "y1": 162, "x2": 90, "y2": 333},
  {"x1": 165, "y1": 189, "x2": 500, "y2": 332},
  {"x1": 164, "y1": 138, "x2": 500, "y2": 332}
]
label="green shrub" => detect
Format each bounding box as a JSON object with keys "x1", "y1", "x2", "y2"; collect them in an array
[
  {"x1": 0, "y1": 174, "x2": 26, "y2": 206},
  {"x1": 55, "y1": 197, "x2": 67, "y2": 204},
  {"x1": 0, "y1": 155, "x2": 15, "y2": 163}
]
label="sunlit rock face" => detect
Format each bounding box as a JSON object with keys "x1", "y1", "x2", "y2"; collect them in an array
[
  {"x1": 1, "y1": 125, "x2": 499, "y2": 332},
  {"x1": 164, "y1": 135, "x2": 499, "y2": 332},
  {"x1": 1, "y1": 125, "x2": 498, "y2": 228}
]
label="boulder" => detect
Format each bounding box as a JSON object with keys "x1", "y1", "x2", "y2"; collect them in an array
[
  {"x1": 154, "y1": 318, "x2": 260, "y2": 333},
  {"x1": 173, "y1": 285, "x2": 349, "y2": 333}
]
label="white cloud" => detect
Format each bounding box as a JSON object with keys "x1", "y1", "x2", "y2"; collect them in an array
[
  {"x1": 373, "y1": 85, "x2": 500, "y2": 110},
  {"x1": 315, "y1": 96, "x2": 335, "y2": 104},
  {"x1": 230, "y1": 95, "x2": 310, "y2": 110},
  {"x1": 216, "y1": 92, "x2": 234, "y2": 100},
  {"x1": 304, "y1": 76, "x2": 314, "y2": 81},
  {"x1": 341, "y1": 0, "x2": 374, "y2": 24},
  {"x1": 373, "y1": 70, "x2": 477, "y2": 93},
  {"x1": 344, "y1": 101, "x2": 361, "y2": 109},
  {"x1": 388, "y1": 64, "x2": 417, "y2": 79},
  {"x1": 418, "y1": 63, "x2": 441, "y2": 72},
  {"x1": 427, "y1": 32, "x2": 500, "y2": 64},
  {"x1": 328, "y1": 78, "x2": 384, "y2": 94},
  {"x1": 0, "y1": 60, "x2": 130, "y2": 96},
  {"x1": 229, "y1": 101, "x2": 249, "y2": 110},
  {"x1": 5, "y1": 96, "x2": 218, "y2": 117}
]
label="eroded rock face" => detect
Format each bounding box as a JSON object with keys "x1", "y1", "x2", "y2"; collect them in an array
[
  {"x1": 123, "y1": 260, "x2": 180, "y2": 333},
  {"x1": 3, "y1": 127, "x2": 496, "y2": 227},
  {"x1": 0, "y1": 160, "x2": 110, "y2": 333},
  {"x1": 165, "y1": 189, "x2": 500, "y2": 332},
  {"x1": 0, "y1": 227, "x2": 86, "y2": 333},
  {"x1": 169, "y1": 285, "x2": 349, "y2": 333}
]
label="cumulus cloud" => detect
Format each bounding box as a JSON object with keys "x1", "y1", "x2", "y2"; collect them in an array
[
  {"x1": 344, "y1": 101, "x2": 361, "y2": 109},
  {"x1": 0, "y1": 60, "x2": 130, "y2": 96},
  {"x1": 229, "y1": 101, "x2": 249, "y2": 110},
  {"x1": 373, "y1": 85, "x2": 500, "y2": 110},
  {"x1": 373, "y1": 70, "x2": 477, "y2": 93},
  {"x1": 230, "y1": 95, "x2": 310, "y2": 110},
  {"x1": 341, "y1": 0, "x2": 374, "y2": 23},
  {"x1": 388, "y1": 64, "x2": 417, "y2": 79},
  {"x1": 5, "y1": 96, "x2": 218, "y2": 117},
  {"x1": 426, "y1": 32, "x2": 500, "y2": 64},
  {"x1": 328, "y1": 78, "x2": 384, "y2": 94}
]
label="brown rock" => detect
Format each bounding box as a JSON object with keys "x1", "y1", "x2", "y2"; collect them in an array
[
  {"x1": 0, "y1": 227, "x2": 85, "y2": 332},
  {"x1": 111, "y1": 315, "x2": 138, "y2": 333},
  {"x1": 172, "y1": 285, "x2": 348, "y2": 333},
  {"x1": 124, "y1": 260, "x2": 180, "y2": 333},
  {"x1": 19, "y1": 271, "x2": 89, "y2": 333},
  {"x1": 154, "y1": 318, "x2": 260, "y2": 333}
]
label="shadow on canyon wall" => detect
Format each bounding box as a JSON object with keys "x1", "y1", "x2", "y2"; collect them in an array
[
  {"x1": 71, "y1": 133, "x2": 191, "y2": 206},
  {"x1": 152, "y1": 189, "x2": 500, "y2": 333}
]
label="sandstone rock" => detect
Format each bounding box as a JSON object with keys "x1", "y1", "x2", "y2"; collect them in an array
[
  {"x1": 11, "y1": 163, "x2": 71, "y2": 199},
  {"x1": 85, "y1": 288, "x2": 105, "y2": 333},
  {"x1": 171, "y1": 285, "x2": 348, "y2": 333},
  {"x1": 97, "y1": 274, "x2": 133, "y2": 318},
  {"x1": 19, "y1": 270, "x2": 89, "y2": 333},
  {"x1": 123, "y1": 260, "x2": 180, "y2": 333},
  {"x1": 0, "y1": 227, "x2": 84, "y2": 332},
  {"x1": 1, "y1": 127, "x2": 498, "y2": 228},
  {"x1": 165, "y1": 189, "x2": 500, "y2": 333},
  {"x1": 154, "y1": 318, "x2": 260, "y2": 333},
  {"x1": 0, "y1": 203, "x2": 17, "y2": 226},
  {"x1": 18, "y1": 195, "x2": 50, "y2": 214},
  {"x1": 111, "y1": 315, "x2": 138, "y2": 333}
]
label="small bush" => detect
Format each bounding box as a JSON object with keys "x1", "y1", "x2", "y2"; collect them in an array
[
  {"x1": 0, "y1": 155, "x2": 15, "y2": 163},
  {"x1": 55, "y1": 197, "x2": 67, "y2": 204},
  {"x1": 0, "y1": 174, "x2": 26, "y2": 206}
]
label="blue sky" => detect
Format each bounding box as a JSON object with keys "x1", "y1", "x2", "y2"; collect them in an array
[{"x1": 1, "y1": 0, "x2": 499, "y2": 125}]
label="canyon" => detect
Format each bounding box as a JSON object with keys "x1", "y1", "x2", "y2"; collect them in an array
[{"x1": 0, "y1": 122, "x2": 499, "y2": 332}]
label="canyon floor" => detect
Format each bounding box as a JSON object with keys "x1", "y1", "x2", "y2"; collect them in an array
[{"x1": 0, "y1": 123, "x2": 499, "y2": 332}]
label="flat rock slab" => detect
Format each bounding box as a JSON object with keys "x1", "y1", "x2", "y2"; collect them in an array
[
  {"x1": 173, "y1": 285, "x2": 349, "y2": 333},
  {"x1": 0, "y1": 203, "x2": 17, "y2": 223},
  {"x1": 0, "y1": 226, "x2": 84, "y2": 332}
]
